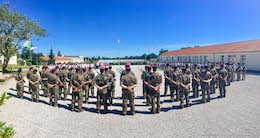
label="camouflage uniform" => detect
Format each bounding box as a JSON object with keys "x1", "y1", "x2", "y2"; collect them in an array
[
  {"x1": 226, "y1": 65, "x2": 232, "y2": 86},
  {"x1": 144, "y1": 71, "x2": 152, "y2": 105},
  {"x1": 219, "y1": 67, "x2": 228, "y2": 97},
  {"x1": 108, "y1": 69, "x2": 116, "y2": 98},
  {"x1": 164, "y1": 66, "x2": 173, "y2": 96},
  {"x1": 201, "y1": 70, "x2": 212, "y2": 103},
  {"x1": 88, "y1": 70, "x2": 95, "y2": 97},
  {"x1": 121, "y1": 70, "x2": 135, "y2": 78},
  {"x1": 242, "y1": 64, "x2": 246, "y2": 80},
  {"x1": 82, "y1": 72, "x2": 90, "y2": 103},
  {"x1": 59, "y1": 70, "x2": 68, "y2": 100},
  {"x1": 180, "y1": 73, "x2": 191, "y2": 108},
  {"x1": 236, "y1": 65, "x2": 241, "y2": 81},
  {"x1": 210, "y1": 67, "x2": 218, "y2": 94},
  {"x1": 192, "y1": 68, "x2": 201, "y2": 98},
  {"x1": 27, "y1": 70, "x2": 33, "y2": 93},
  {"x1": 105, "y1": 71, "x2": 113, "y2": 105},
  {"x1": 67, "y1": 69, "x2": 74, "y2": 97},
  {"x1": 41, "y1": 70, "x2": 49, "y2": 97},
  {"x1": 94, "y1": 73, "x2": 110, "y2": 113},
  {"x1": 121, "y1": 73, "x2": 137, "y2": 115},
  {"x1": 15, "y1": 73, "x2": 24, "y2": 99},
  {"x1": 48, "y1": 73, "x2": 60, "y2": 107},
  {"x1": 169, "y1": 70, "x2": 179, "y2": 102},
  {"x1": 149, "y1": 72, "x2": 162, "y2": 114},
  {"x1": 71, "y1": 73, "x2": 84, "y2": 112},
  {"x1": 29, "y1": 72, "x2": 40, "y2": 102},
  {"x1": 141, "y1": 70, "x2": 147, "y2": 99}
]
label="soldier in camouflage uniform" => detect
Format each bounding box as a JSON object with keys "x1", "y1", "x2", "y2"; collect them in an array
[
  {"x1": 236, "y1": 63, "x2": 241, "y2": 81},
  {"x1": 120, "y1": 66, "x2": 138, "y2": 116},
  {"x1": 108, "y1": 66, "x2": 116, "y2": 99},
  {"x1": 210, "y1": 64, "x2": 218, "y2": 94},
  {"x1": 48, "y1": 69, "x2": 60, "y2": 107},
  {"x1": 145, "y1": 65, "x2": 162, "y2": 114},
  {"x1": 105, "y1": 66, "x2": 113, "y2": 105},
  {"x1": 71, "y1": 68, "x2": 84, "y2": 112},
  {"x1": 165, "y1": 66, "x2": 179, "y2": 102},
  {"x1": 67, "y1": 67, "x2": 74, "y2": 98},
  {"x1": 27, "y1": 67, "x2": 34, "y2": 94},
  {"x1": 88, "y1": 66, "x2": 95, "y2": 97},
  {"x1": 164, "y1": 63, "x2": 173, "y2": 97},
  {"x1": 15, "y1": 68, "x2": 24, "y2": 99},
  {"x1": 218, "y1": 63, "x2": 228, "y2": 98},
  {"x1": 143, "y1": 65, "x2": 152, "y2": 105},
  {"x1": 120, "y1": 64, "x2": 135, "y2": 78},
  {"x1": 179, "y1": 68, "x2": 191, "y2": 108},
  {"x1": 59, "y1": 67, "x2": 68, "y2": 100},
  {"x1": 82, "y1": 68, "x2": 91, "y2": 103},
  {"x1": 94, "y1": 66, "x2": 110, "y2": 114},
  {"x1": 192, "y1": 64, "x2": 201, "y2": 98},
  {"x1": 29, "y1": 69, "x2": 40, "y2": 102},
  {"x1": 226, "y1": 63, "x2": 232, "y2": 86},
  {"x1": 141, "y1": 66, "x2": 148, "y2": 99},
  {"x1": 41, "y1": 66, "x2": 49, "y2": 97},
  {"x1": 201, "y1": 65, "x2": 212, "y2": 103},
  {"x1": 242, "y1": 63, "x2": 247, "y2": 81}
]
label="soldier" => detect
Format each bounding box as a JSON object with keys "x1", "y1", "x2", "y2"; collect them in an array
[
  {"x1": 201, "y1": 65, "x2": 212, "y2": 103},
  {"x1": 27, "y1": 67, "x2": 34, "y2": 94},
  {"x1": 192, "y1": 64, "x2": 201, "y2": 98},
  {"x1": 236, "y1": 63, "x2": 241, "y2": 81},
  {"x1": 165, "y1": 66, "x2": 179, "y2": 102},
  {"x1": 145, "y1": 65, "x2": 162, "y2": 114},
  {"x1": 219, "y1": 63, "x2": 228, "y2": 98},
  {"x1": 67, "y1": 67, "x2": 74, "y2": 98},
  {"x1": 59, "y1": 67, "x2": 68, "y2": 100},
  {"x1": 48, "y1": 69, "x2": 60, "y2": 107},
  {"x1": 88, "y1": 66, "x2": 95, "y2": 97},
  {"x1": 121, "y1": 64, "x2": 135, "y2": 78},
  {"x1": 41, "y1": 66, "x2": 49, "y2": 97},
  {"x1": 15, "y1": 68, "x2": 24, "y2": 99},
  {"x1": 82, "y1": 68, "x2": 91, "y2": 103},
  {"x1": 226, "y1": 63, "x2": 232, "y2": 86},
  {"x1": 105, "y1": 66, "x2": 113, "y2": 105},
  {"x1": 210, "y1": 64, "x2": 218, "y2": 94},
  {"x1": 29, "y1": 69, "x2": 40, "y2": 102},
  {"x1": 71, "y1": 68, "x2": 84, "y2": 112},
  {"x1": 164, "y1": 63, "x2": 173, "y2": 97},
  {"x1": 179, "y1": 68, "x2": 191, "y2": 108},
  {"x1": 143, "y1": 65, "x2": 152, "y2": 105},
  {"x1": 120, "y1": 66, "x2": 138, "y2": 116},
  {"x1": 141, "y1": 66, "x2": 148, "y2": 99},
  {"x1": 108, "y1": 66, "x2": 116, "y2": 99},
  {"x1": 94, "y1": 66, "x2": 110, "y2": 114},
  {"x1": 242, "y1": 63, "x2": 247, "y2": 80}
]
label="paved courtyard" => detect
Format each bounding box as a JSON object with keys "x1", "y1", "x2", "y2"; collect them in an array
[{"x1": 0, "y1": 65, "x2": 260, "y2": 137}]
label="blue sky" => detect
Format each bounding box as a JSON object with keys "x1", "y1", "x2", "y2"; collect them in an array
[{"x1": 3, "y1": 0, "x2": 260, "y2": 57}]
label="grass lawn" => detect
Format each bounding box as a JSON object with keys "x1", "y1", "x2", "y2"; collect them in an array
[{"x1": 0, "y1": 64, "x2": 32, "y2": 71}]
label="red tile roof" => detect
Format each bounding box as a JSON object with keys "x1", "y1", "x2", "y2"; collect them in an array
[
  {"x1": 40, "y1": 56, "x2": 72, "y2": 61},
  {"x1": 160, "y1": 40, "x2": 260, "y2": 57}
]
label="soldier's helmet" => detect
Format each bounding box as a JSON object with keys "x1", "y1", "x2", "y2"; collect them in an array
[
  {"x1": 82, "y1": 67, "x2": 86, "y2": 72},
  {"x1": 89, "y1": 66, "x2": 92, "y2": 69},
  {"x1": 18, "y1": 68, "x2": 22, "y2": 73},
  {"x1": 125, "y1": 64, "x2": 130, "y2": 68},
  {"x1": 109, "y1": 65, "x2": 112, "y2": 69},
  {"x1": 166, "y1": 62, "x2": 169, "y2": 66},
  {"x1": 29, "y1": 67, "x2": 33, "y2": 70}
]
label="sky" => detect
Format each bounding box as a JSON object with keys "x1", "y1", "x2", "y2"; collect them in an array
[{"x1": 2, "y1": 0, "x2": 260, "y2": 57}]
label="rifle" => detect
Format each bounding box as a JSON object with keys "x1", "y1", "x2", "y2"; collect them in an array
[
  {"x1": 116, "y1": 68, "x2": 122, "y2": 73},
  {"x1": 95, "y1": 69, "x2": 100, "y2": 75},
  {"x1": 138, "y1": 68, "x2": 145, "y2": 73}
]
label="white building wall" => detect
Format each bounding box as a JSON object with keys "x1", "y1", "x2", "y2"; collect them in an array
[
  {"x1": 0, "y1": 55, "x2": 17, "y2": 65},
  {"x1": 159, "y1": 51, "x2": 260, "y2": 71}
]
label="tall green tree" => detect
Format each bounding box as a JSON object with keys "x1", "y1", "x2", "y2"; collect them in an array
[
  {"x1": 57, "y1": 50, "x2": 62, "y2": 56},
  {"x1": 0, "y1": 2, "x2": 46, "y2": 73},
  {"x1": 48, "y1": 48, "x2": 55, "y2": 64},
  {"x1": 159, "y1": 49, "x2": 168, "y2": 56}
]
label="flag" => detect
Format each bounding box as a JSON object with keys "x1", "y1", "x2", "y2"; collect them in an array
[
  {"x1": 117, "y1": 39, "x2": 120, "y2": 44},
  {"x1": 23, "y1": 38, "x2": 32, "y2": 49},
  {"x1": 30, "y1": 47, "x2": 37, "y2": 51}
]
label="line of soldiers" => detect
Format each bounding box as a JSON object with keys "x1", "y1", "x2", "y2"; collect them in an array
[{"x1": 14, "y1": 62, "x2": 246, "y2": 116}]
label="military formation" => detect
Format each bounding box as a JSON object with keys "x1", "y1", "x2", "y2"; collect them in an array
[{"x1": 15, "y1": 62, "x2": 246, "y2": 115}]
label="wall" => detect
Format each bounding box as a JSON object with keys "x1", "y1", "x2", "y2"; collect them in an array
[{"x1": 0, "y1": 55, "x2": 17, "y2": 65}]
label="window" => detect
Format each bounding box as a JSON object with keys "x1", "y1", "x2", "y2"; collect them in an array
[
  {"x1": 200, "y1": 56, "x2": 202, "y2": 64},
  {"x1": 204, "y1": 56, "x2": 208, "y2": 63},
  {"x1": 228, "y1": 55, "x2": 236, "y2": 63},
  {"x1": 241, "y1": 55, "x2": 246, "y2": 64},
  {"x1": 221, "y1": 55, "x2": 224, "y2": 63},
  {"x1": 188, "y1": 56, "x2": 191, "y2": 62},
  {"x1": 172, "y1": 57, "x2": 174, "y2": 62}
]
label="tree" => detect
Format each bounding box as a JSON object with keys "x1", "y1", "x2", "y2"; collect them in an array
[
  {"x1": 48, "y1": 48, "x2": 55, "y2": 64},
  {"x1": 146, "y1": 53, "x2": 157, "y2": 60},
  {"x1": 57, "y1": 50, "x2": 62, "y2": 56},
  {"x1": 0, "y1": 2, "x2": 46, "y2": 73},
  {"x1": 159, "y1": 49, "x2": 168, "y2": 56}
]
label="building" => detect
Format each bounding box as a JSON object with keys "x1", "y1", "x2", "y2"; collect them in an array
[
  {"x1": 64, "y1": 55, "x2": 84, "y2": 63},
  {"x1": 97, "y1": 59, "x2": 145, "y2": 64},
  {"x1": 0, "y1": 55, "x2": 17, "y2": 65},
  {"x1": 159, "y1": 40, "x2": 260, "y2": 71}
]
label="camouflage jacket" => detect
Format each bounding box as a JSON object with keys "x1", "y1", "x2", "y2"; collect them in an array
[
  {"x1": 164, "y1": 67, "x2": 173, "y2": 79},
  {"x1": 30, "y1": 74, "x2": 39, "y2": 86},
  {"x1": 149, "y1": 72, "x2": 162, "y2": 87},
  {"x1": 71, "y1": 74, "x2": 84, "y2": 88},
  {"x1": 180, "y1": 74, "x2": 190, "y2": 91},
  {"x1": 219, "y1": 68, "x2": 228, "y2": 82},
  {"x1": 27, "y1": 71, "x2": 33, "y2": 80},
  {"x1": 201, "y1": 71, "x2": 212, "y2": 84},
  {"x1": 121, "y1": 70, "x2": 135, "y2": 78},
  {"x1": 121, "y1": 74, "x2": 137, "y2": 92},
  {"x1": 94, "y1": 73, "x2": 110, "y2": 93},
  {"x1": 192, "y1": 68, "x2": 201, "y2": 82},
  {"x1": 15, "y1": 73, "x2": 24, "y2": 84},
  {"x1": 48, "y1": 74, "x2": 60, "y2": 85}
]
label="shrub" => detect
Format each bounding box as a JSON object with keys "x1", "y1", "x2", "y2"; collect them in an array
[
  {"x1": 0, "y1": 92, "x2": 11, "y2": 106},
  {"x1": 0, "y1": 122, "x2": 15, "y2": 138},
  {"x1": 26, "y1": 60, "x2": 32, "y2": 66}
]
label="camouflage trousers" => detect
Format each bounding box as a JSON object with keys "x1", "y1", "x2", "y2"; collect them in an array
[
  {"x1": 219, "y1": 81, "x2": 226, "y2": 98},
  {"x1": 210, "y1": 80, "x2": 216, "y2": 94},
  {"x1": 88, "y1": 83, "x2": 95, "y2": 97},
  {"x1": 170, "y1": 85, "x2": 179, "y2": 102},
  {"x1": 83, "y1": 85, "x2": 89, "y2": 103},
  {"x1": 59, "y1": 82, "x2": 67, "y2": 100},
  {"x1": 192, "y1": 81, "x2": 199, "y2": 98},
  {"x1": 179, "y1": 89, "x2": 190, "y2": 108},
  {"x1": 67, "y1": 84, "x2": 71, "y2": 96},
  {"x1": 237, "y1": 72, "x2": 241, "y2": 81},
  {"x1": 96, "y1": 91, "x2": 108, "y2": 113},
  {"x1": 28, "y1": 83, "x2": 32, "y2": 94},
  {"x1": 142, "y1": 82, "x2": 146, "y2": 99},
  {"x1": 201, "y1": 83, "x2": 211, "y2": 103},
  {"x1": 164, "y1": 79, "x2": 171, "y2": 96},
  {"x1": 31, "y1": 85, "x2": 39, "y2": 102},
  {"x1": 145, "y1": 87, "x2": 151, "y2": 105},
  {"x1": 108, "y1": 88, "x2": 114, "y2": 105},
  {"x1": 242, "y1": 72, "x2": 246, "y2": 80},
  {"x1": 71, "y1": 90, "x2": 83, "y2": 112},
  {"x1": 49, "y1": 86, "x2": 59, "y2": 107},
  {"x1": 227, "y1": 75, "x2": 231, "y2": 86},
  {"x1": 16, "y1": 83, "x2": 24, "y2": 99},
  {"x1": 42, "y1": 81, "x2": 49, "y2": 97},
  {"x1": 150, "y1": 90, "x2": 161, "y2": 114},
  {"x1": 122, "y1": 91, "x2": 135, "y2": 115}
]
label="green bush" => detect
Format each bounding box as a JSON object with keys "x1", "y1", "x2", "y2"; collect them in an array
[
  {"x1": 26, "y1": 60, "x2": 32, "y2": 66},
  {"x1": 18, "y1": 60, "x2": 25, "y2": 66},
  {"x1": 0, "y1": 122, "x2": 15, "y2": 138},
  {"x1": 0, "y1": 92, "x2": 11, "y2": 106}
]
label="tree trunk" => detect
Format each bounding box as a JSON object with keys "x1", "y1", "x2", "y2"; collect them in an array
[{"x1": 2, "y1": 57, "x2": 9, "y2": 74}]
